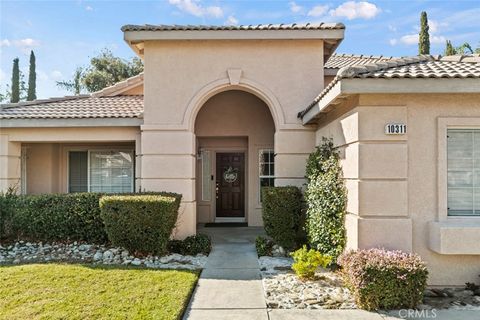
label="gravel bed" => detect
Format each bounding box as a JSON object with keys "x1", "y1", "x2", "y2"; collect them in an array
[
  {"x1": 259, "y1": 256, "x2": 480, "y2": 310},
  {"x1": 0, "y1": 241, "x2": 207, "y2": 270}
]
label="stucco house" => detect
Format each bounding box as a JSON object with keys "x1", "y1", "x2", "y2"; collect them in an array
[{"x1": 1, "y1": 23, "x2": 479, "y2": 285}]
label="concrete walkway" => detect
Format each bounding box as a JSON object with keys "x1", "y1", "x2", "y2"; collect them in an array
[
  {"x1": 183, "y1": 227, "x2": 268, "y2": 319},
  {"x1": 183, "y1": 227, "x2": 479, "y2": 320}
]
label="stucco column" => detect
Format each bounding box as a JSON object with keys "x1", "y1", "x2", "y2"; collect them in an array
[
  {"x1": 318, "y1": 105, "x2": 412, "y2": 252},
  {"x1": 274, "y1": 128, "x2": 315, "y2": 189},
  {"x1": 0, "y1": 135, "x2": 22, "y2": 193},
  {"x1": 140, "y1": 127, "x2": 197, "y2": 239}
]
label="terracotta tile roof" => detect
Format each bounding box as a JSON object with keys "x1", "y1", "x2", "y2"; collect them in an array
[
  {"x1": 0, "y1": 95, "x2": 143, "y2": 119},
  {"x1": 121, "y1": 23, "x2": 345, "y2": 32},
  {"x1": 92, "y1": 73, "x2": 143, "y2": 97},
  {"x1": 325, "y1": 53, "x2": 396, "y2": 69},
  {"x1": 300, "y1": 54, "x2": 480, "y2": 119}
]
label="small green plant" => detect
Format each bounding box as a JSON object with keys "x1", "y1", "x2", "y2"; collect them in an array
[
  {"x1": 182, "y1": 234, "x2": 211, "y2": 255},
  {"x1": 465, "y1": 274, "x2": 480, "y2": 292},
  {"x1": 255, "y1": 236, "x2": 274, "y2": 257},
  {"x1": 290, "y1": 245, "x2": 332, "y2": 280},
  {"x1": 167, "y1": 234, "x2": 212, "y2": 255}
]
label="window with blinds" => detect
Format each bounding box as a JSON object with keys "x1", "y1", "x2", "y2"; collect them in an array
[
  {"x1": 201, "y1": 150, "x2": 211, "y2": 201},
  {"x1": 68, "y1": 150, "x2": 134, "y2": 193},
  {"x1": 259, "y1": 149, "x2": 275, "y2": 201},
  {"x1": 447, "y1": 129, "x2": 480, "y2": 216},
  {"x1": 69, "y1": 151, "x2": 88, "y2": 193}
]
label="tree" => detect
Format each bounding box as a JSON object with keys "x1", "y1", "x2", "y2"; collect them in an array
[
  {"x1": 419, "y1": 11, "x2": 430, "y2": 55},
  {"x1": 10, "y1": 58, "x2": 20, "y2": 103},
  {"x1": 445, "y1": 40, "x2": 456, "y2": 56},
  {"x1": 56, "y1": 67, "x2": 84, "y2": 95},
  {"x1": 27, "y1": 50, "x2": 36, "y2": 101},
  {"x1": 456, "y1": 42, "x2": 474, "y2": 55},
  {"x1": 56, "y1": 49, "x2": 143, "y2": 94}
]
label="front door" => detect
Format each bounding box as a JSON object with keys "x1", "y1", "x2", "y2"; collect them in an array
[{"x1": 216, "y1": 153, "x2": 245, "y2": 217}]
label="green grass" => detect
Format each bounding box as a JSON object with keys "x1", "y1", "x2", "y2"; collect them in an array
[{"x1": 0, "y1": 264, "x2": 199, "y2": 320}]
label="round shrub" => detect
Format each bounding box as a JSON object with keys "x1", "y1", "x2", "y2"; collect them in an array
[
  {"x1": 182, "y1": 234, "x2": 211, "y2": 255},
  {"x1": 291, "y1": 245, "x2": 332, "y2": 280},
  {"x1": 338, "y1": 248, "x2": 429, "y2": 311},
  {"x1": 305, "y1": 138, "x2": 347, "y2": 261},
  {"x1": 261, "y1": 186, "x2": 303, "y2": 249},
  {"x1": 100, "y1": 194, "x2": 181, "y2": 255}
]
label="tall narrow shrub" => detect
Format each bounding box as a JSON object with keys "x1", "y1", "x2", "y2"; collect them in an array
[
  {"x1": 305, "y1": 138, "x2": 347, "y2": 261},
  {"x1": 10, "y1": 58, "x2": 20, "y2": 103},
  {"x1": 419, "y1": 11, "x2": 430, "y2": 55},
  {"x1": 27, "y1": 50, "x2": 36, "y2": 101}
]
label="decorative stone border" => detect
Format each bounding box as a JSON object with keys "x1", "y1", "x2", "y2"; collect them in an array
[
  {"x1": 258, "y1": 256, "x2": 480, "y2": 311},
  {"x1": 0, "y1": 241, "x2": 207, "y2": 270}
]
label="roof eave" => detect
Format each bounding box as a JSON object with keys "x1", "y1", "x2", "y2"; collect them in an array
[
  {"x1": 0, "y1": 117, "x2": 143, "y2": 128},
  {"x1": 302, "y1": 78, "x2": 480, "y2": 124}
]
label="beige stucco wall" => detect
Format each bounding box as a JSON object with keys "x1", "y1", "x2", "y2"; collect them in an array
[
  {"x1": 316, "y1": 92, "x2": 480, "y2": 286},
  {"x1": 140, "y1": 39, "x2": 322, "y2": 236},
  {"x1": 194, "y1": 90, "x2": 274, "y2": 226}
]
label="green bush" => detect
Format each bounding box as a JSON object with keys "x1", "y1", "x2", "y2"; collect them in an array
[
  {"x1": 338, "y1": 248, "x2": 428, "y2": 311},
  {"x1": 12, "y1": 193, "x2": 107, "y2": 243},
  {"x1": 0, "y1": 187, "x2": 18, "y2": 240},
  {"x1": 255, "y1": 236, "x2": 274, "y2": 257},
  {"x1": 261, "y1": 186, "x2": 303, "y2": 249},
  {"x1": 291, "y1": 245, "x2": 332, "y2": 280},
  {"x1": 167, "y1": 234, "x2": 212, "y2": 256},
  {"x1": 305, "y1": 137, "x2": 347, "y2": 261},
  {"x1": 100, "y1": 194, "x2": 181, "y2": 255},
  {"x1": 181, "y1": 234, "x2": 211, "y2": 255}
]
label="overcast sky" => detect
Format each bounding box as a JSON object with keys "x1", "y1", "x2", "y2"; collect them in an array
[{"x1": 1, "y1": 0, "x2": 479, "y2": 99}]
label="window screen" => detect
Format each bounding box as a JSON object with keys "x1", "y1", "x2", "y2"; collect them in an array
[
  {"x1": 68, "y1": 151, "x2": 88, "y2": 193},
  {"x1": 447, "y1": 129, "x2": 480, "y2": 216}
]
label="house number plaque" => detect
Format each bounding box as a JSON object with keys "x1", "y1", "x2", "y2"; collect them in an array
[{"x1": 385, "y1": 123, "x2": 407, "y2": 135}]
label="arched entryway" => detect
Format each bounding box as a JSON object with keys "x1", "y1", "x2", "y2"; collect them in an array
[{"x1": 194, "y1": 90, "x2": 275, "y2": 226}]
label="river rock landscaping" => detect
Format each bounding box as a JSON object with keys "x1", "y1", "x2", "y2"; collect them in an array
[
  {"x1": 259, "y1": 256, "x2": 356, "y2": 309},
  {"x1": 259, "y1": 256, "x2": 480, "y2": 311},
  {"x1": 0, "y1": 241, "x2": 207, "y2": 270}
]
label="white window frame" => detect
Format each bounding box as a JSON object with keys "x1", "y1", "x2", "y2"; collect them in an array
[
  {"x1": 259, "y1": 149, "x2": 275, "y2": 203},
  {"x1": 438, "y1": 117, "x2": 480, "y2": 221},
  {"x1": 67, "y1": 149, "x2": 135, "y2": 193}
]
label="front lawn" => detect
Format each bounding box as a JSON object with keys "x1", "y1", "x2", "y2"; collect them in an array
[{"x1": 0, "y1": 264, "x2": 198, "y2": 320}]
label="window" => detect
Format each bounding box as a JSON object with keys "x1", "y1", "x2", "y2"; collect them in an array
[
  {"x1": 201, "y1": 150, "x2": 211, "y2": 201},
  {"x1": 259, "y1": 149, "x2": 275, "y2": 200},
  {"x1": 447, "y1": 129, "x2": 480, "y2": 216},
  {"x1": 68, "y1": 150, "x2": 134, "y2": 193}
]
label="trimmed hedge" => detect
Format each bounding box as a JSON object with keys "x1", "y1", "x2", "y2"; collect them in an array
[
  {"x1": 100, "y1": 194, "x2": 181, "y2": 255},
  {"x1": 11, "y1": 193, "x2": 107, "y2": 243},
  {"x1": 338, "y1": 248, "x2": 428, "y2": 311},
  {"x1": 305, "y1": 138, "x2": 347, "y2": 262},
  {"x1": 0, "y1": 188, "x2": 17, "y2": 240},
  {"x1": 261, "y1": 186, "x2": 303, "y2": 249}
]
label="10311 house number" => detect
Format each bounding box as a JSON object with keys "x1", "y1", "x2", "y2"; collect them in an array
[{"x1": 385, "y1": 123, "x2": 407, "y2": 135}]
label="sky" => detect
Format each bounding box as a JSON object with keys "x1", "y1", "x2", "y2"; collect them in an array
[{"x1": 1, "y1": 0, "x2": 479, "y2": 99}]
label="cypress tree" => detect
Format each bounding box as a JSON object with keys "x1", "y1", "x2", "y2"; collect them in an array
[
  {"x1": 419, "y1": 11, "x2": 430, "y2": 55},
  {"x1": 10, "y1": 58, "x2": 20, "y2": 103},
  {"x1": 27, "y1": 50, "x2": 36, "y2": 101},
  {"x1": 445, "y1": 40, "x2": 456, "y2": 56}
]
